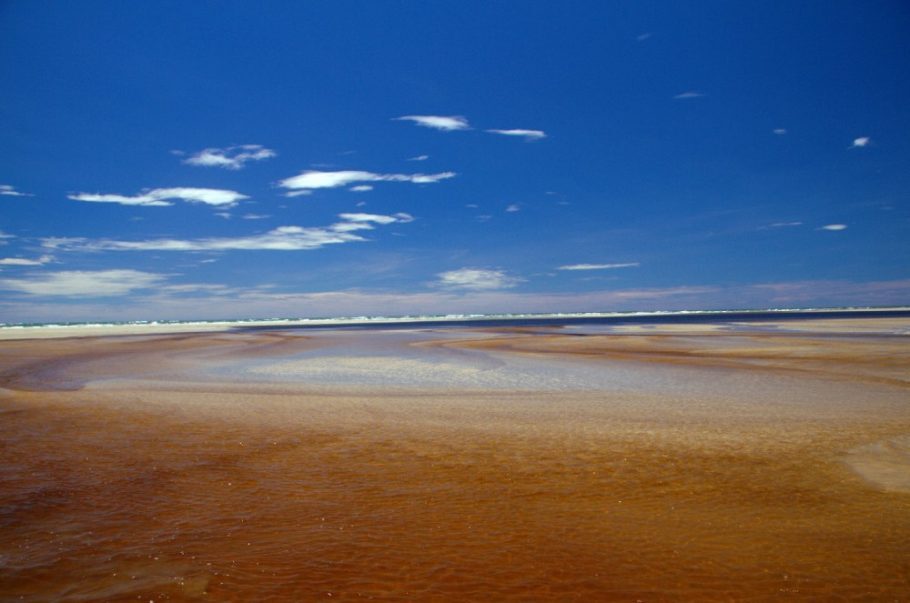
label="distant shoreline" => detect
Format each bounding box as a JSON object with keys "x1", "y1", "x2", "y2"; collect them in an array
[{"x1": 1, "y1": 306, "x2": 909, "y2": 340}]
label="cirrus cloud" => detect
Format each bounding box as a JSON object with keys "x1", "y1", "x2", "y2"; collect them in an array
[
  {"x1": 394, "y1": 115, "x2": 470, "y2": 131},
  {"x1": 0, "y1": 269, "x2": 166, "y2": 297},
  {"x1": 558, "y1": 262, "x2": 640, "y2": 271},
  {"x1": 278, "y1": 169, "x2": 455, "y2": 194},
  {"x1": 182, "y1": 144, "x2": 276, "y2": 169},
  {"x1": 42, "y1": 213, "x2": 413, "y2": 253},
  {"x1": 486, "y1": 129, "x2": 547, "y2": 140},
  {"x1": 0, "y1": 254, "x2": 53, "y2": 266},
  {"x1": 0, "y1": 184, "x2": 32, "y2": 197},
  {"x1": 435, "y1": 268, "x2": 523, "y2": 291},
  {"x1": 68, "y1": 187, "x2": 249, "y2": 208},
  {"x1": 673, "y1": 91, "x2": 705, "y2": 99}
]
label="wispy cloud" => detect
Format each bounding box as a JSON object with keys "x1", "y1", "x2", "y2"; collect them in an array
[
  {"x1": 350, "y1": 185, "x2": 374, "y2": 192},
  {"x1": 395, "y1": 115, "x2": 470, "y2": 131},
  {"x1": 407, "y1": 155, "x2": 429, "y2": 161},
  {"x1": 486, "y1": 129, "x2": 547, "y2": 140},
  {"x1": 159, "y1": 283, "x2": 231, "y2": 295},
  {"x1": 0, "y1": 269, "x2": 166, "y2": 297},
  {"x1": 0, "y1": 184, "x2": 32, "y2": 197},
  {"x1": 673, "y1": 91, "x2": 705, "y2": 99},
  {"x1": 773, "y1": 128, "x2": 787, "y2": 135},
  {"x1": 851, "y1": 137, "x2": 871, "y2": 148},
  {"x1": 821, "y1": 224, "x2": 847, "y2": 231},
  {"x1": 339, "y1": 212, "x2": 414, "y2": 224},
  {"x1": 558, "y1": 262, "x2": 640, "y2": 271},
  {"x1": 505, "y1": 204, "x2": 521, "y2": 212},
  {"x1": 182, "y1": 144, "x2": 276, "y2": 169},
  {"x1": 278, "y1": 169, "x2": 455, "y2": 194},
  {"x1": 7, "y1": 278, "x2": 910, "y2": 324},
  {"x1": 42, "y1": 213, "x2": 413, "y2": 252},
  {"x1": 636, "y1": 32, "x2": 652, "y2": 42},
  {"x1": 750, "y1": 279, "x2": 910, "y2": 305},
  {"x1": 69, "y1": 187, "x2": 249, "y2": 208},
  {"x1": 435, "y1": 268, "x2": 523, "y2": 291},
  {"x1": 767, "y1": 221, "x2": 802, "y2": 228},
  {"x1": 241, "y1": 213, "x2": 270, "y2": 220},
  {"x1": 0, "y1": 254, "x2": 53, "y2": 266}
]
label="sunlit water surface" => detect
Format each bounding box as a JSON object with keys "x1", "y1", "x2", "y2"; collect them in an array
[{"x1": 2, "y1": 328, "x2": 909, "y2": 601}]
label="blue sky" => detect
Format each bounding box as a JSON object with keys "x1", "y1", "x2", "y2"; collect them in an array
[{"x1": 1, "y1": 1, "x2": 909, "y2": 322}]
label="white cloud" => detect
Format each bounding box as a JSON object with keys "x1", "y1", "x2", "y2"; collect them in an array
[
  {"x1": 394, "y1": 115, "x2": 470, "y2": 131},
  {"x1": 773, "y1": 128, "x2": 787, "y2": 135},
  {"x1": 0, "y1": 255, "x2": 53, "y2": 266},
  {"x1": 241, "y1": 213, "x2": 270, "y2": 220},
  {"x1": 8, "y1": 279, "x2": 910, "y2": 324},
  {"x1": 505, "y1": 204, "x2": 521, "y2": 212},
  {"x1": 0, "y1": 269, "x2": 166, "y2": 297},
  {"x1": 183, "y1": 144, "x2": 276, "y2": 169},
  {"x1": 349, "y1": 185, "x2": 373, "y2": 192},
  {"x1": 558, "y1": 262, "x2": 640, "y2": 271},
  {"x1": 42, "y1": 213, "x2": 413, "y2": 252},
  {"x1": 278, "y1": 169, "x2": 455, "y2": 194},
  {"x1": 0, "y1": 184, "x2": 32, "y2": 197},
  {"x1": 435, "y1": 268, "x2": 523, "y2": 291},
  {"x1": 160, "y1": 283, "x2": 230, "y2": 294},
  {"x1": 408, "y1": 155, "x2": 429, "y2": 161},
  {"x1": 69, "y1": 187, "x2": 249, "y2": 208},
  {"x1": 851, "y1": 137, "x2": 871, "y2": 148},
  {"x1": 338, "y1": 212, "x2": 414, "y2": 225},
  {"x1": 821, "y1": 224, "x2": 847, "y2": 231},
  {"x1": 767, "y1": 221, "x2": 802, "y2": 228},
  {"x1": 673, "y1": 91, "x2": 705, "y2": 99},
  {"x1": 486, "y1": 129, "x2": 547, "y2": 140},
  {"x1": 38, "y1": 237, "x2": 86, "y2": 250},
  {"x1": 636, "y1": 32, "x2": 652, "y2": 41},
  {"x1": 406, "y1": 173, "x2": 454, "y2": 184}
]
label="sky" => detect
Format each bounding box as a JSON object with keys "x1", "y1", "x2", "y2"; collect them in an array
[{"x1": 1, "y1": 1, "x2": 909, "y2": 322}]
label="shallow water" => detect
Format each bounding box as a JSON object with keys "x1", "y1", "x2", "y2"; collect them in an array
[{"x1": 2, "y1": 327, "x2": 910, "y2": 601}]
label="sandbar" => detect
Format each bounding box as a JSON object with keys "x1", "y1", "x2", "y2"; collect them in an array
[{"x1": 1, "y1": 318, "x2": 909, "y2": 600}]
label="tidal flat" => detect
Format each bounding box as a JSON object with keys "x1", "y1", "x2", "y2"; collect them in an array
[{"x1": 1, "y1": 318, "x2": 909, "y2": 601}]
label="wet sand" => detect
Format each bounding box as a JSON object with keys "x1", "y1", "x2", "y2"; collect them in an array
[{"x1": 1, "y1": 319, "x2": 909, "y2": 600}]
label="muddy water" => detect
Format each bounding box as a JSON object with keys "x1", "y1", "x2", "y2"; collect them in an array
[{"x1": 1, "y1": 328, "x2": 910, "y2": 601}]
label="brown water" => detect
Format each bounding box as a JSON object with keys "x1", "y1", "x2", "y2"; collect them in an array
[{"x1": 2, "y1": 328, "x2": 910, "y2": 601}]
